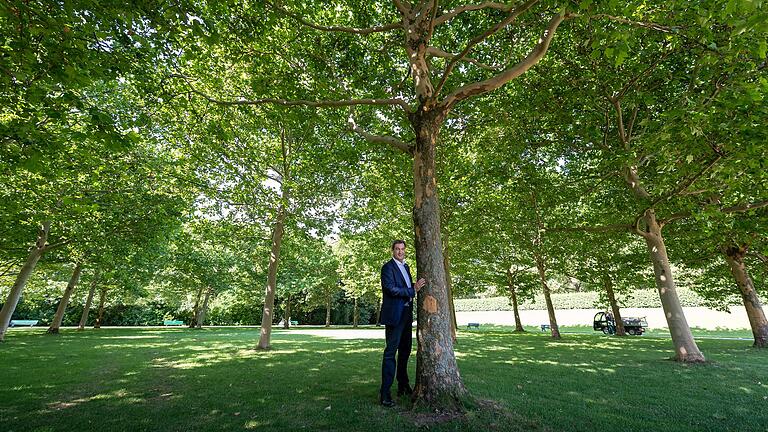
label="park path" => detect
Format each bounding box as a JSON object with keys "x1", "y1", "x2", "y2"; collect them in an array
[{"x1": 456, "y1": 306, "x2": 750, "y2": 330}]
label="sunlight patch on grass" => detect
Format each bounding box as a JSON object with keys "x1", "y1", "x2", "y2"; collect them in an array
[
  {"x1": 99, "y1": 335, "x2": 161, "y2": 340},
  {"x1": 94, "y1": 342, "x2": 170, "y2": 350},
  {"x1": 46, "y1": 388, "x2": 135, "y2": 411},
  {"x1": 244, "y1": 419, "x2": 268, "y2": 429},
  {"x1": 341, "y1": 347, "x2": 379, "y2": 354},
  {"x1": 152, "y1": 350, "x2": 245, "y2": 370},
  {"x1": 233, "y1": 348, "x2": 259, "y2": 357}
]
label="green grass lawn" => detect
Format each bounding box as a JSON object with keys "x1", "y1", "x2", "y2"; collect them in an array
[
  {"x1": 502, "y1": 324, "x2": 756, "y2": 339},
  {"x1": 1, "y1": 327, "x2": 766, "y2": 432}
]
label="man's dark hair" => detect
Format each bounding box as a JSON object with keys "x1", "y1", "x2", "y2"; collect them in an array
[{"x1": 391, "y1": 240, "x2": 406, "y2": 250}]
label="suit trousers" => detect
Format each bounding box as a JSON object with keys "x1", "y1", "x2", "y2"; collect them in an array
[{"x1": 380, "y1": 304, "x2": 413, "y2": 396}]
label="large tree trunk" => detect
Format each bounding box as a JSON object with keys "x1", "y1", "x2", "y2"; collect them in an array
[
  {"x1": 325, "y1": 293, "x2": 332, "y2": 327},
  {"x1": 257, "y1": 202, "x2": 287, "y2": 349},
  {"x1": 283, "y1": 293, "x2": 291, "y2": 329},
  {"x1": 47, "y1": 262, "x2": 84, "y2": 334},
  {"x1": 0, "y1": 222, "x2": 50, "y2": 342},
  {"x1": 534, "y1": 253, "x2": 561, "y2": 339},
  {"x1": 78, "y1": 270, "x2": 100, "y2": 331},
  {"x1": 410, "y1": 113, "x2": 466, "y2": 411},
  {"x1": 190, "y1": 285, "x2": 205, "y2": 328},
  {"x1": 196, "y1": 287, "x2": 212, "y2": 329},
  {"x1": 641, "y1": 210, "x2": 705, "y2": 362},
  {"x1": 507, "y1": 269, "x2": 525, "y2": 333},
  {"x1": 604, "y1": 274, "x2": 626, "y2": 336},
  {"x1": 443, "y1": 240, "x2": 457, "y2": 342},
  {"x1": 723, "y1": 244, "x2": 768, "y2": 348},
  {"x1": 94, "y1": 287, "x2": 108, "y2": 329}
]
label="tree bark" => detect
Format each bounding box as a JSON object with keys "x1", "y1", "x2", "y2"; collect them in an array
[
  {"x1": 94, "y1": 287, "x2": 108, "y2": 329},
  {"x1": 443, "y1": 239, "x2": 457, "y2": 342},
  {"x1": 723, "y1": 244, "x2": 768, "y2": 348},
  {"x1": 375, "y1": 299, "x2": 382, "y2": 327},
  {"x1": 257, "y1": 202, "x2": 287, "y2": 348},
  {"x1": 410, "y1": 111, "x2": 466, "y2": 411},
  {"x1": 78, "y1": 270, "x2": 100, "y2": 331},
  {"x1": 196, "y1": 287, "x2": 212, "y2": 328},
  {"x1": 283, "y1": 293, "x2": 291, "y2": 329},
  {"x1": 531, "y1": 191, "x2": 559, "y2": 339},
  {"x1": 47, "y1": 262, "x2": 84, "y2": 334},
  {"x1": 258, "y1": 129, "x2": 291, "y2": 349},
  {"x1": 190, "y1": 285, "x2": 205, "y2": 328},
  {"x1": 353, "y1": 297, "x2": 360, "y2": 328},
  {"x1": 0, "y1": 222, "x2": 50, "y2": 342},
  {"x1": 534, "y1": 253, "x2": 561, "y2": 339},
  {"x1": 604, "y1": 274, "x2": 626, "y2": 336},
  {"x1": 641, "y1": 210, "x2": 705, "y2": 362},
  {"x1": 325, "y1": 293, "x2": 332, "y2": 327},
  {"x1": 506, "y1": 269, "x2": 525, "y2": 333}
]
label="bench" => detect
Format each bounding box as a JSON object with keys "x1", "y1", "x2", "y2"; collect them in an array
[
  {"x1": 290, "y1": 320, "x2": 298, "y2": 326},
  {"x1": 163, "y1": 320, "x2": 184, "y2": 326},
  {"x1": 540, "y1": 324, "x2": 550, "y2": 332},
  {"x1": 10, "y1": 319, "x2": 38, "y2": 327},
  {"x1": 466, "y1": 323, "x2": 480, "y2": 329}
]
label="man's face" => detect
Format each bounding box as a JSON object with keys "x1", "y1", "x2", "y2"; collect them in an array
[{"x1": 392, "y1": 243, "x2": 406, "y2": 262}]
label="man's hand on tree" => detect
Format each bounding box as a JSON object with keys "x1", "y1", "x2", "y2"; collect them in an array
[{"x1": 414, "y1": 278, "x2": 426, "y2": 292}]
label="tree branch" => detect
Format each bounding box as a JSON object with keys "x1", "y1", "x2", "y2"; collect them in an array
[
  {"x1": 750, "y1": 251, "x2": 768, "y2": 267},
  {"x1": 549, "y1": 224, "x2": 633, "y2": 233},
  {"x1": 608, "y1": 96, "x2": 629, "y2": 149},
  {"x1": 663, "y1": 200, "x2": 768, "y2": 226},
  {"x1": 441, "y1": 10, "x2": 571, "y2": 109},
  {"x1": 434, "y1": 0, "x2": 540, "y2": 97},
  {"x1": 721, "y1": 200, "x2": 768, "y2": 214},
  {"x1": 615, "y1": 48, "x2": 674, "y2": 102},
  {"x1": 267, "y1": 1, "x2": 402, "y2": 34},
  {"x1": 172, "y1": 74, "x2": 412, "y2": 112},
  {"x1": 43, "y1": 239, "x2": 74, "y2": 252},
  {"x1": 626, "y1": 106, "x2": 639, "y2": 141},
  {"x1": 433, "y1": 2, "x2": 511, "y2": 26},
  {"x1": 639, "y1": 154, "x2": 722, "y2": 228},
  {"x1": 426, "y1": 0, "x2": 439, "y2": 41},
  {"x1": 0, "y1": 260, "x2": 18, "y2": 278},
  {"x1": 347, "y1": 116, "x2": 412, "y2": 154},
  {"x1": 587, "y1": 14, "x2": 677, "y2": 33},
  {"x1": 393, "y1": 0, "x2": 410, "y2": 14},
  {"x1": 426, "y1": 46, "x2": 500, "y2": 71}
]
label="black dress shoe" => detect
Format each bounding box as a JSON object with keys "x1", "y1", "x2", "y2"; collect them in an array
[
  {"x1": 380, "y1": 393, "x2": 395, "y2": 407},
  {"x1": 396, "y1": 385, "x2": 413, "y2": 397}
]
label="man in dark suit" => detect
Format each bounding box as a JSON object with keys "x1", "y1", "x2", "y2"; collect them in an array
[{"x1": 379, "y1": 240, "x2": 425, "y2": 407}]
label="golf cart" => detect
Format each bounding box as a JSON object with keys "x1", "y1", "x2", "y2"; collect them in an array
[{"x1": 593, "y1": 312, "x2": 647, "y2": 336}]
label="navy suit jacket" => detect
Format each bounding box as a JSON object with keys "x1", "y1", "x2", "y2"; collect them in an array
[{"x1": 379, "y1": 258, "x2": 415, "y2": 326}]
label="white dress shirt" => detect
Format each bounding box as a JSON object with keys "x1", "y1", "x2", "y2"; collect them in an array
[{"x1": 394, "y1": 259, "x2": 412, "y2": 288}]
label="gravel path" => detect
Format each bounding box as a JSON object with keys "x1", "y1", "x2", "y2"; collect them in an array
[{"x1": 456, "y1": 307, "x2": 751, "y2": 330}]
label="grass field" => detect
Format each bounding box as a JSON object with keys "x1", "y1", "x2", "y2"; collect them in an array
[
  {"x1": 1, "y1": 326, "x2": 766, "y2": 432},
  {"x1": 502, "y1": 324, "x2": 756, "y2": 339}
]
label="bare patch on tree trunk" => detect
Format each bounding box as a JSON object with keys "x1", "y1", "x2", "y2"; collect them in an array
[{"x1": 423, "y1": 295, "x2": 437, "y2": 313}]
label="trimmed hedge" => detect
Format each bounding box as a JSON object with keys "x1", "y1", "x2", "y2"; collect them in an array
[{"x1": 454, "y1": 288, "x2": 751, "y2": 312}]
